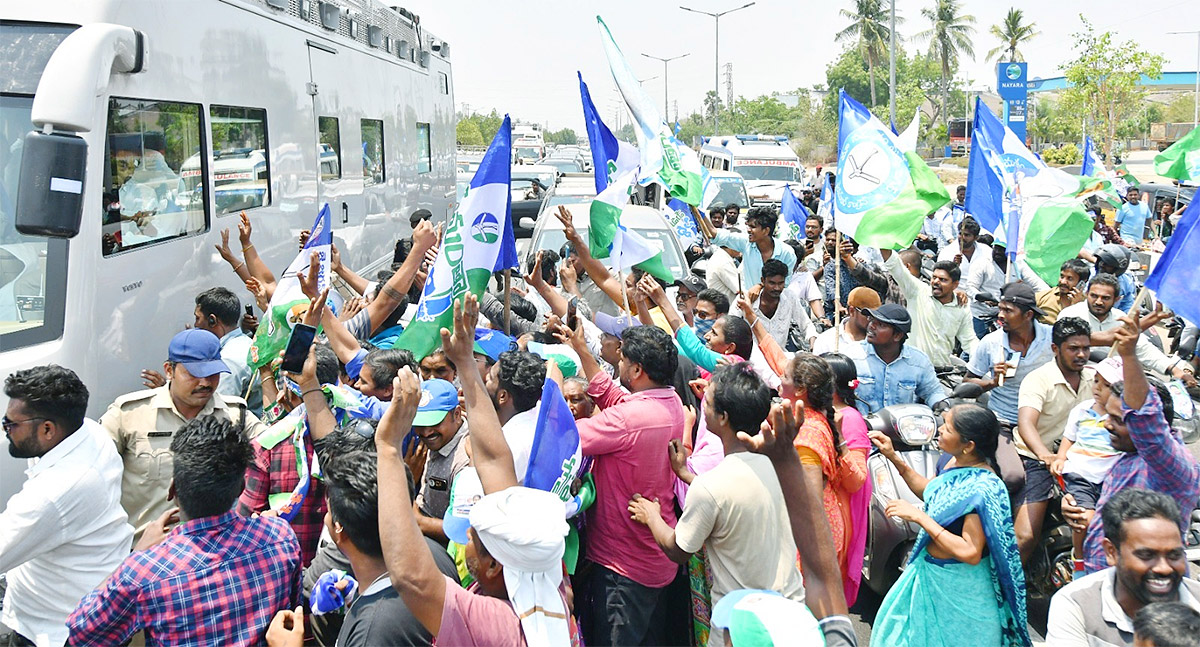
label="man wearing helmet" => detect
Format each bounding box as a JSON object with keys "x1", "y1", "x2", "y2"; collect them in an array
[{"x1": 1093, "y1": 244, "x2": 1137, "y2": 314}]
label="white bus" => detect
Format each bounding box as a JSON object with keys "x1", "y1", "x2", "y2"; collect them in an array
[
  {"x1": 1, "y1": 0, "x2": 455, "y2": 500},
  {"x1": 699, "y1": 134, "x2": 806, "y2": 207}
]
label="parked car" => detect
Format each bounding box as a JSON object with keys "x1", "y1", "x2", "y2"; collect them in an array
[
  {"x1": 704, "y1": 170, "x2": 751, "y2": 210},
  {"x1": 539, "y1": 157, "x2": 583, "y2": 174}
]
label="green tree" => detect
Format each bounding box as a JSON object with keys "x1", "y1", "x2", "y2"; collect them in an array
[
  {"x1": 1164, "y1": 94, "x2": 1197, "y2": 123},
  {"x1": 1059, "y1": 17, "x2": 1164, "y2": 158},
  {"x1": 836, "y1": 0, "x2": 902, "y2": 108},
  {"x1": 986, "y1": 8, "x2": 1038, "y2": 63},
  {"x1": 455, "y1": 119, "x2": 484, "y2": 146},
  {"x1": 545, "y1": 128, "x2": 579, "y2": 145},
  {"x1": 915, "y1": 0, "x2": 976, "y2": 131},
  {"x1": 704, "y1": 91, "x2": 723, "y2": 124}
]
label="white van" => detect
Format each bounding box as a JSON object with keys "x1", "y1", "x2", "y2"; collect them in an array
[{"x1": 699, "y1": 135, "x2": 806, "y2": 207}]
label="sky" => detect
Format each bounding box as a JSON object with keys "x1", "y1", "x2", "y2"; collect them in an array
[{"x1": 406, "y1": 0, "x2": 1199, "y2": 132}]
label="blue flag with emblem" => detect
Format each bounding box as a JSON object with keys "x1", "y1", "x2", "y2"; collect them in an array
[
  {"x1": 580, "y1": 71, "x2": 639, "y2": 194},
  {"x1": 525, "y1": 378, "x2": 585, "y2": 513},
  {"x1": 1146, "y1": 199, "x2": 1200, "y2": 326},
  {"x1": 395, "y1": 116, "x2": 515, "y2": 359},
  {"x1": 664, "y1": 197, "x2": 701, "y2": 248},
  {"x1": 779, "y1": 183, "x2": 811, "y2": 240}
]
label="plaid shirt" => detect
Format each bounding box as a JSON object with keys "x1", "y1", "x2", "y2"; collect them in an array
[
  {"x1": 236, "y1": 432, "x2": 326, "y2": 566},
  {"x1": 67, "y1": 511, "x2": 301, "y2": 647},
  {"x1": 1083, "y1": 388, "x2": 1200, "y2": 572}
]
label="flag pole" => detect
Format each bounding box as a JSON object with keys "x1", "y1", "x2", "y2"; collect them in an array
[
  {"x1": 503, "y1": 270, "x2": 512, "y2": 336},
  {"x1": 834, "y1": 230, "x2": 842, "y2": 353},
  {"x1": 1107, "y1": 286, "x2": 1152, "y2": 358}
]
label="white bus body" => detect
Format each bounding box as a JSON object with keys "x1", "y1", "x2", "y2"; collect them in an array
[
  {"x1": 1, "y1": 0, "x2": 454, "y2": 503},
  {"x1": 699, "y1": 135, "x2": 806, "y2": 207}
]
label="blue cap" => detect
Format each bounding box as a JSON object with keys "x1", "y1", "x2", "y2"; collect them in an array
[
  {"x1": 413, "y1": 379, "x2": 458, "y2": 427},
  {"x1": 168, "y1": 329, "x2": 229, "y2": 378},
  {"x1": 595, "y1": 312, "x2": 635, "y2": 337},
  {"x1": 473, "y1": 327, "x2": 516, "y2": 362}
]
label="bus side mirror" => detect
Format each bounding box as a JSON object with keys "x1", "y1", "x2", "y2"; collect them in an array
[{"x1": 16, "y1": 130, "x2": 87, "y2": 238}]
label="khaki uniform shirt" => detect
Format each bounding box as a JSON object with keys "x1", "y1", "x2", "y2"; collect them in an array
[{"x1": 100, "y1": 386, "x2": 266, "y2": 536}]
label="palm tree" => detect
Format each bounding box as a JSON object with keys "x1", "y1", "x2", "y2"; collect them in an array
[
  {"x1": 836, "y1": 0, "x2": 902, "y2": 108},
  {"x1": 916, "y1": 0, "x2": 976, "y2": 131},
  {"x1": 986, "y1": 8, "x2": 1039, "y2": 62}
]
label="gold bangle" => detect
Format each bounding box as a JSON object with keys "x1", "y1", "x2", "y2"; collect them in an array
[
  {"x1": 233, "y1": 261, "x2": 245, "y2": 272},
  {"x1": 242, "y1": 244, "x2": 255, "y2": 252}
]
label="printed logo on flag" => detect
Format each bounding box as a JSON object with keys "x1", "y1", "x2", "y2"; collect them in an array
[
  {"x1": 471, "y1": 213, "x2": 501, "y2": 244},
  {"x1": 837, "y1": 128, "x2": 907, "y2": 214}
]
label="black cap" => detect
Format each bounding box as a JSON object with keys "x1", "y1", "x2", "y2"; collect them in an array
[
  {"x1": 674, "y1": 273, "x2": 707, "y2": 296},
  {"x1": 865, "y1": 303, "x2": 912, "y2": 334},
  {"x1": 1000, "y1": 282, "x2": 1045, "y2": 316}
]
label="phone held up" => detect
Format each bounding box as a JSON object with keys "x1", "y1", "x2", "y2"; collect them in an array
[{"x1": 280, "y1": 323, "x2": 318, "y2": 373}]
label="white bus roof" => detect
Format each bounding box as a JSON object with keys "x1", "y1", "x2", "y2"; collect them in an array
[{"x1": 701, "y1": 135, "x2": 799, "y2": 160}]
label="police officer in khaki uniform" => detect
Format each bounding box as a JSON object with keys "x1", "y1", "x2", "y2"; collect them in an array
[{"x1": 101, "y1": 329, "x2": 266, "y2": 537}]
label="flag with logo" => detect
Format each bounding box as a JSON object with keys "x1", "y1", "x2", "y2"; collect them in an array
[
  {"x1": 395, "y1": 117, "x2": 514, "y2": 360},
  {"x1": 1081, "y1": 136, "x2": 1103, "y2": 178},
  {"x1": 1114, "y1": 163, "x2": 1141, "y2": 193},
  {"x1": 778, "y1": 183, "x2": 811, "y2": 240},
  {"x1": 967, "y1": 98, "x2": 1101, "y2": 284},
  {"x1": 833, "y1": 90, "x2": 950, "y2": 249},
  {"x1": 1146, "y1": 199, "x2": 1200, "y2": 326},
  {"x1": 818, "y1": 171, "x2": 836, "y2": 229},
  {"x1": 525, "y1": 378, "x2": 587, "y2": 516},
  {"x1": 664, "y1": 197, "x2": 702, "y2": 248},
  {"x1": 579, "y1": 72, "x2": 675, "y2": 282},
  {"x1": 597, "y1": 16, "x2": 708, "y2": 206},
  {"x1": 248, "y1": 204, "x2": 338, "y2": 368},
  {"x1": 1155, "y1": 124, "x2": 1200, "y2": 183}
]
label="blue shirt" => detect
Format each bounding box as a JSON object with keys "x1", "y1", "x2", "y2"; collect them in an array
[
  {"x1": 1115, "y1": 201, "x2": 1151, "y2": 244},
  {"x1": 853, "y1": 341, "x2": 947, "y2": 415},
  {"x1": 1115, "y1": 272, "x2": 1136, "y2": 313},
  {"x1": 712, "y1": 229, "x2": 797, "y2": 290},
  {"x1": 968, "y1": 322, "x2": 1055, "y2": 424}
]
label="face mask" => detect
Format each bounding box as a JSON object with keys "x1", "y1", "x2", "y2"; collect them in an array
[{"x1": 694, "y1": 317, "x2": 715, "y2": 338}]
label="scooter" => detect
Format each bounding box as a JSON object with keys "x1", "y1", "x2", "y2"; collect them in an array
[{"x1": 861, "y1": 402, "x2": 944, "y2": 595}]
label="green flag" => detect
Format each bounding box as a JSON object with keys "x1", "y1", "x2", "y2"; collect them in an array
[
  {"x1": 1154, "y1": 125, "x2": 1200, "y2": 183},
  {"x1": 1022, "y1": 198, "x2": 1096, "y2": 285}
]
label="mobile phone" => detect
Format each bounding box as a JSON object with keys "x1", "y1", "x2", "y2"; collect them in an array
[
  {"x1": 567, "y1": 297, "x2": 578, "y2": 331},
  {"x1": 1004, "y1": 350, "x2": 1020, "y2": 378},
  {"x1": 280, "y1": 323, "x2": 317, "y2": 373},
  {"x1": 245, "y1": 304, "x2": 254, "y2": 317}
]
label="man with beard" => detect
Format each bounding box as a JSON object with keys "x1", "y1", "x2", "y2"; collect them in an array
[
  {"x1": 1057, "y1": 274, "x2": 1197, "y2": 387},
  {"x1": 483, "y1": 350, "x2": 547, "y2": 485},
  {"x1": 1059, "y1": 313, "x2": 1200, "y2": 576},
  {"x1": 740, "y1": 259, "x2": 816, "y2": 350},
  {"x1": 1, "y1": 366, "x2": 132, "y2": 647},
  {"x1": 966, "y1": 283, "x2": 1056, "y2": 428},
  {"x1": 102, "y1": 329, "x2": 266, "y2": 540},
  {"x1": 560, "y1": 321, "x2": 684, "y2": 646},
  {"x1": 1012, "y1": 317, "x2": 1094, "y2": 564},
  {"x1": 880, "y1": 250, "x2": 976, "y2": 366},
  {"x1": 409, "y1": 378, "x2": 469, "y2": 543},
  {"x1": 852, "y1": 304, "x2": 946, "y2": 415},
  {"x1": 1047, "y1": 487, "x2": 1200, "y2": 646}
]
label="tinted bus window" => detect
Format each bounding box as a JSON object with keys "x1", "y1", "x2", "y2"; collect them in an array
[
  {"x1": 319, "y1": 116, "x2": 341, "y2": 180},
  {"x1": 102, "y1": 98, "x2": 207, "y2": 256},
  {"x1": 361, "y1": 118, "x2": 384, "y2": 186},
  {"x1": 417, "y1": 122, "x2": 431, "y2": 174},
  {"x1": 210, "y1": 105, "x2": 270, "y2": 215}
]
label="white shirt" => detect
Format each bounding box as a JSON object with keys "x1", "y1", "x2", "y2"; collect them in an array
[
  {"x1": 937, "y1": 241, "x2": 993, "y2": 287},
  {"x1": 503, "y1": 404, "x2": 541, "y2": 484},
  {"x1": 706, "y1": 246, "x2": 741, "y2": 303},
  {"x1": 737, "y1": 288, "x2": 816, "y2": 349},
  {"x1": 0, "y1": 419, "x2": 133, "y2": 646},
  {"x1": 1058, "y1": 302, "x2": 1181, "y2": 375},
  {"x1": 811, "y1": 323, "x2": 868, "y2": 360},
  {"x1": 786, "y1": 271, "x2": 822, "y2": 307},
  {"x1": 882, "y1": 253, "x2": 977, "y2": 366},
  {"x1": 964, "y1": 256, "x2": 1049, "y2": 319}
]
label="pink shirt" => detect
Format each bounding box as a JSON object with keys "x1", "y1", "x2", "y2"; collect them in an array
[
  {"x1": 578, "y1": 372, "x2": 684, "y2": 588},
  {"x1": 437, "y1": 577, "x2": 580, "y2": 646}
]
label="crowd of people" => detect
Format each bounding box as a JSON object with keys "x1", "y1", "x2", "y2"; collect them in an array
[{"x1": 3, "y1": 175, "x2": 1200, "y2": 647}]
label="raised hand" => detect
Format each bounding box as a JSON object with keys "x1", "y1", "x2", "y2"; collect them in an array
[
  {"x1": 637, "y1": 274, "x2": 666, "y2": 305},
  {"x1": 238, "y1": 211, "x2": 253, "y2": 247},
  {"x1": 412, "y1": 219, "x2": 437, "y2": 255},
  {"x1": 298, "y1": 251, "x2": 320, "y2": 299},
  {"x1": 1113, "y1": 312, "x2": 1139, "y2": 358},
  {"x1": 739, "y1": 398, "x2": 805, "y2": 461},
  {"x1": 555, "y1": 205, "x2": 582, "y2": 245},
  {"x1": 245, "y1": 277, "x2": 270, "y2": 311},
  {"x1": 439, "y1": 294, "x2": 480, "y2": 366},
  {"x1": 215, "y1": 228, "x2": 237, "y2": 263},
  {"x1": 524, "y1": 251, "x2": 545, "y2": 288},
  {"x1": 302, "y1": 287, "x2": 329, "y2": 328},
  {"x1": 376, "y1": 367, "x2": 421, "y2": 453}
]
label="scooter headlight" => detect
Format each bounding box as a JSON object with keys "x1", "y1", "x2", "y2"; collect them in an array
[{"x1": 896, "y1": 413, "x2": 937, "y2": 446}]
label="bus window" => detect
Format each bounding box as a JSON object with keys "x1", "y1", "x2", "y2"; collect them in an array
[
  {"x1": 417, "y1": 122, "x2": 431, "y2": 174},
  {"x1": 361, "y1": 118, "x2": 385, "y2": 186},
  {"x1": 209, "y1": 105, "x2": 270, "y2": 215},
  {"x1": 102, "y1": 98, "x2": 207, "y2": 256},
  {"x1": 319, "y1": 116, "x2": 341, "y2": 180}
]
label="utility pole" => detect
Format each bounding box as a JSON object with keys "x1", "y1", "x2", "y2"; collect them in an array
[
  {"x1": 642, "y1": 52, "x2": 690, "y2": 120},
  {"x1": 1168, "y1": 31, "x2": 1200, "y2": 127},
  {"x1": 680, "y1": 2, "x2": 756, "y2": 135},
  {"x1": 724, "y1": 62, "x2": 734, "y2": 109},
  {"x1": 888, "y1": 0, "x2": 897, "y2": 128}
]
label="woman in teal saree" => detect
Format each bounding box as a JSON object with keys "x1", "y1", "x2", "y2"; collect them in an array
[{"x1": 868, "y1": 404, "x2": 1030, "y2": 647}]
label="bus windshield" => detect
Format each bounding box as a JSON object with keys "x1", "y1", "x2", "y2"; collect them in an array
[
  {"x1": 1, "y1": 23, "x2": 74, "y2": 350},
  {"x1": 735, "y1": 164, "x2": 799, "y2": 182},
  {"x1": 710, "y1": 176, "x2": 749, "y2": 208}
]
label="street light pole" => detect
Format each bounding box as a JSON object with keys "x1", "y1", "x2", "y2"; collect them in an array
[
  {"x1": 681, "y1": 2, "x2": 755, "y2": 134},
  {"x1": 642, "y1": 52, "x2": 690, "y2": 120},
  {"x1": 1168, "y1": 31, "x2": 1200, "y2": 127},
  {"x1": 888, "y1": 0, "x2": 896, "y2": 128}
]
